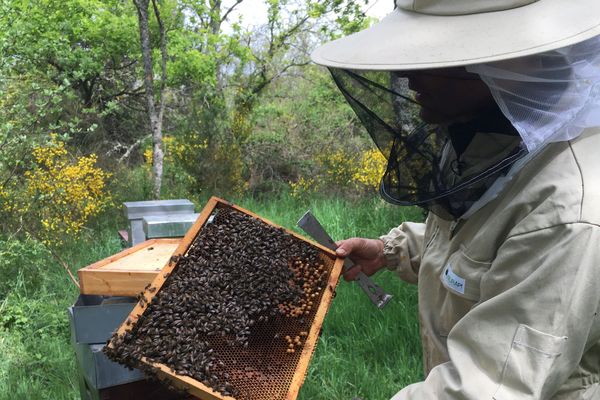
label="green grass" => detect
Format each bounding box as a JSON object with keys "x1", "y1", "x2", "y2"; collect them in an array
[
  {"x1": 0, "y1": 228, "x2": 123, "y2": 400},
  {"x1": 0, "y1": 195, "x2": 423, "y2": 400}
]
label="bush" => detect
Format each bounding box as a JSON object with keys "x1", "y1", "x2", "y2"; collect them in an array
[
  {"x1": 1, "y1": 135, "x2": 112, "y2": 246},
  {"x1": 0, "y1": 237, "x2": 49, "y2": 299},
  {"x1": 290, "y1": 146, "x2": 387, "y2": 199}
]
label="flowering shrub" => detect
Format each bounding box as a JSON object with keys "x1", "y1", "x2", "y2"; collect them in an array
[
  {"x1": 143, "y1": 134, "x2": 209, "y2": 167},
  {"x1": 352, "y1": 148, "x2": 387, "y2": 191},
  {"x1": 290, "y1": 147, "x2": 387, "y2": 197},
  {"x1": 144, "y1": 134, "x2": 212, "y2": 191},
  {"x1": 2, "y1": 135, "x2": 112, "y2": 245},
  {"x1": 289, "y1": 176, "x2": 317, "y2": 198},
  {"x1": 317, "y1": 149, "x2": 357, "y2": 187}
]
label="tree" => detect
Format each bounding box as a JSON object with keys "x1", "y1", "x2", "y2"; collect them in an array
[
  {"x1": 0, "y1": 0, "x2": 152, "y2": 191},
  {"x1": 132, "y1": 0, "x2": 169, "y2": 199},
  {"x1": 232, "y1": 0, "x2": 370, "y2": 126},
  {"x1": 168, "y1": 0, "x2": 370, "y2": 194},
  {"x1": 0, "y1": 0, "x2": 377, "y2": 200}
]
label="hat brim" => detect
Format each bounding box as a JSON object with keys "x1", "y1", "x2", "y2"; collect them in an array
[{"x1": 311, "y1": 0, "x2": 600, "y2": 70}]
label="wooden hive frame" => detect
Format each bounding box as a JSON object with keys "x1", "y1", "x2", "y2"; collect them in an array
[
  {"x1": 107, "y1": 196, "x2": 344, "y2": 400},
  {"x1": 78, "y1": 238, "x2": 181, "y2": 297}
]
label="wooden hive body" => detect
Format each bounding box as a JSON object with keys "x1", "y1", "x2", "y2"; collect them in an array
[
  {"x1": 107, "y1": 197, "x2": 344, "y2": 400},
  {"x1": 78, "y1": 239, "x2": 181, "y2": 297}
]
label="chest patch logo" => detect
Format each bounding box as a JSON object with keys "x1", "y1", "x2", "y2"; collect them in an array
[{"x1": 443, "y1": 263, "x2": 466, "y2": 295}]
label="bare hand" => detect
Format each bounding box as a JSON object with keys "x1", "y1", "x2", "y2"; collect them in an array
[{"x1": 335, "y1": 238, "x2": 387, "y2": 282}]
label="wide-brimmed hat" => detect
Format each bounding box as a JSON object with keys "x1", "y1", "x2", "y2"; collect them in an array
[{"x1": 311, "y1": 0, "x2": 600, "y2": 70}]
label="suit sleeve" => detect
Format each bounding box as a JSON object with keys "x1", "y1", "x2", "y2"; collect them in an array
[
  {"x1": 392, "y1": 223, "x2": 600, "y2": 399},
  {"x1": 379, "y1": 221, "x2": 426, "y2": 285}
]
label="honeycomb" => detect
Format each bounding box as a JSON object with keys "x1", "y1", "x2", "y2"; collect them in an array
[{"x1": 106, "y1": 197, "x2": 343, "y2": 400}]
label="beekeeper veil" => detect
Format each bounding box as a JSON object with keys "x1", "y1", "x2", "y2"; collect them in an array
[
  {"x1": 311, "y1": 0, "x2": 600, "y2": 220},
  {"x1": 326, "y1": 34, "x2": 600, "y2": 219}
]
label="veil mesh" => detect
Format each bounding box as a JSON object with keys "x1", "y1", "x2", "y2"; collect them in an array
[
  {"x1": 460, "y1": 34, "x2": 600, "y2": 217},
  {"x1": 328, "y1": 34, "x2": 600, "y2": 220},
  {"x1": 468, "y1": 35, "x2": 600, "y2": 152},
  {"x1": 329, "y1": 68, "x2": 526, "y2": 220}
]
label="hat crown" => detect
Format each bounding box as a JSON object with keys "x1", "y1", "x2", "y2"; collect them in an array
[{"x1": 396, "y1": 0, "x2": 538, "y2": 15}]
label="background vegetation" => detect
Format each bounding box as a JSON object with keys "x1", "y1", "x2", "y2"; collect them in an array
[{"x1": 0, "y1": 0, "x2": 424, "y2": 398}]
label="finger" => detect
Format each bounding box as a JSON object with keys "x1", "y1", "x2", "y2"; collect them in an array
[
  {"x1": 343, "y1": 264, "x2": 362, "y2": 282},
  {"x1": 335, "y1": 240, "x2": 349, "y2": 257},
  {"x1": 335, "y1": 238, "x2": 363, "y2": 258}
]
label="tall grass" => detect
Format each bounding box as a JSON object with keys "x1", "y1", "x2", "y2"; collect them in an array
[
  {"x1": 0, "y1": 226, "x2": 123, "y2": 400},
  {"x1": 0, "y1": 195, "x2": 423, "y2": 400}
]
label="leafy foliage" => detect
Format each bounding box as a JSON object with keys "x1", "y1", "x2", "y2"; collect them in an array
[
  {"x1": 1, "y1": 136, "x2": 112, "y2": 246},
  {"x1": 0, "y1": 0, "x2": 142, "y2": 143},
  {"x1": 0, "y1": 237, "x2": 48, "y2": 298},
  {"x1": 289, "y1": 147, "x2": 387, "y2": 198},
  {"x1": 0, "y1": 0, "x2": 378, "y2": 199}
]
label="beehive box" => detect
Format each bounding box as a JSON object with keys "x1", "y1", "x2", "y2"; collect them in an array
[
  {"x1": 105, "y1": 197, "x2": 344, "y2": 400},
  {"x1": 78, "y1": 239, "x2": 181, "y2": 297}
]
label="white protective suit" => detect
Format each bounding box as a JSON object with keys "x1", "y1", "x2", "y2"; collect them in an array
[{"x1": 380, "y1": 37, "x2": 600, "y2": 399}]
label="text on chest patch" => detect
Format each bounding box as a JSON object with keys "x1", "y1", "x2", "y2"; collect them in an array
[{"x1": 443, "y1": 263, "x2": 466, "y2": 295}]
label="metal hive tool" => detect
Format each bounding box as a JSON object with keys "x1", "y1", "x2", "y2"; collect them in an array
[
  {"x1": 106, "y1": 197, "x2": 344, "y2": 400},
  {"x1": 297, "y1": 211, "x2": 392, "y2": 309}
]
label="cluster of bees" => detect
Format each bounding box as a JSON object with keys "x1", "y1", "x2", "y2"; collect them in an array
[{"x1": 105, "y1": 206, "x2": 332, "y2": 399}]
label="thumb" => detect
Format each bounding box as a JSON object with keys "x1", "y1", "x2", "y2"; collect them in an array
[{"x1": 335, "y1": 238, "x2": 362, "y2": 257}]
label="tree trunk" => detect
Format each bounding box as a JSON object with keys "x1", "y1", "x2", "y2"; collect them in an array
[{"x1": 133, "y1": 0, "x2": 166, "y2": 200}]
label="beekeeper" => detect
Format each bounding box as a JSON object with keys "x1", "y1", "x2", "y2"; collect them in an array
[{"x1": 311, "y1": 0, "x2": 600, "y2": 398}]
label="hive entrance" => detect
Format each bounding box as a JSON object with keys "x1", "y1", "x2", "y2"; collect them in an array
[{"x1": 105, "y1": 198, "x2": 342, "y2": 400}]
